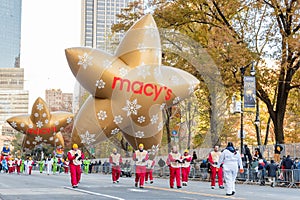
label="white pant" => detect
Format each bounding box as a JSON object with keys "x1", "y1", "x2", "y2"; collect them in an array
[
  {"x1": 223, "y1": 166, "x2": 238, "y2": 194},
  {"x1": 47, "y1": 164, "x2": 52, "y2": 174}
]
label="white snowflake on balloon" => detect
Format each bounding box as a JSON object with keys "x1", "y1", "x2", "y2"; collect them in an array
[
  {"x1": 34, "y1": 113, "x2": 39, "y2": 117},
  {"x1": 113, "y1": 115, "x2": 123, "y2": 125},
  {"x1": 137, "y1": 116, "x2": 146, "y2": 124},
  {"x1": 146, "y1": 28, "x2": 158, "y2": 38},
  {"x1": 35, "y1": 136, "x2": 43, "y2": 142},
  {"x1": 122, "y1": 99, "x2": 142, "y2": 116},
  {"x1": 135, "y1": 131, "x2": 144, "y2": 138},
  {"x1": 97, "y1": 110, "x2": 107, "y2": 120},
  {"x1": 78, "y1": 53, "x2": 93, "y2": 69},
  {"x1": 160, "y1": 103, "x2": 166, "y2": 111},
  {"x1": 173, "y1": 96, "x2": 181, "y2": 105},
  {"x1": 119, "y1": 68, "x2": 128, "y2": 77},
  {"x1": 188, "y1": 84, "x2": 196, "y2": 95},
  {"x1": 67, "y1": 117, "x2": 72, "y2": 124},
  {"x1": 103, "y1": 59, "x2": 112, "y2": 69},
  {"x1": 95, "y1": 79, "x2": 106, "y2": 89},
  {"x1": 42, "y1": 113, "x2": 47, "y2": 118},
  {"x1": 20, "y1": 123, "x2": 25, "y2": 128},
  {"x1": 10, "y1": 121, "x2": 17, "y2": 128},
  {"x1": 137, "y1": 65, "x2": 151, "y2": 79},
  {"x1": 37, "y1": 103, "x2": 44, "y2": 111},
  {"x1": 171, "y1": 75, "x2": 180, "y2": 85},
  {"x1": 36, "y1": 121, "x2": 43, "y2": 128},
  {"x1": 111, "y1": 128, "x2": 120, "y2": 135},
  {"x1": 80, "y1": 131, "x2": 96, "y2": 145},
  {"x1": 150, "y1": 114, "x2": 159, "y2": 124}
]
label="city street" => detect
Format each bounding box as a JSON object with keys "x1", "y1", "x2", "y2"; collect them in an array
[{"x1": 0, "y1": 170, "x2": 299, "y2": 200}]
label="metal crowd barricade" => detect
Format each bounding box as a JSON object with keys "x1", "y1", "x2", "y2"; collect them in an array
[{"x1": 293, "y1": 169, "x2": 300, "y2": 187}]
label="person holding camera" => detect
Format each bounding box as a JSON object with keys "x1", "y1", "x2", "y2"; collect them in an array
[{"x1": 67, "y1": 143, "x2": 84, "y2": 188}]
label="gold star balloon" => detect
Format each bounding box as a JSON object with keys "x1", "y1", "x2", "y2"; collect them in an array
[
  {"x1": 6, "y1": 97, "x2": 74, "y2": 151},
  {"x1": 65, "y1": 14, "x2": 199, "y2": 152}
]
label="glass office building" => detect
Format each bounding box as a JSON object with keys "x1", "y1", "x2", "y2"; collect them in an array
[
  {"x1": 81, "y1": 0, "x2": 138, "y2": 52},
  {"x1": 0, "y1": 0, "x2": 22, "y2": 68}
]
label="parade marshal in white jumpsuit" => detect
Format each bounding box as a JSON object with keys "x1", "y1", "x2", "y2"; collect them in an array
[{"x1": 218, "y1": 142, "x2": 244, "y2": 196}]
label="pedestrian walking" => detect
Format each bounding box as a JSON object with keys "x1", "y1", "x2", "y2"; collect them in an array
[{"x1": 218, "y1": 142, "x2": 244, "y2": 196}]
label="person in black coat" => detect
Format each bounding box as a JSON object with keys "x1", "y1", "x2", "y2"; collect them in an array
[
  {"x1": 282, "y1": 155, "x2": 293, "y2": 182},
  {"x1": 266, "y1": 160, "x2": 278, "y2": 187}
]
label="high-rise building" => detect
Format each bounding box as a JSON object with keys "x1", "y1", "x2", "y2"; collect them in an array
[
  {"x1": 0, "y1": 0, "x2": 22, "y2": 68},
  {"x1": 0, "y1": 68, "x2": 28, "y2": 149},
  {"x1": 45, "y1": 89, "x2": 73, "y2": 112},
  {"x1": 0, "y1": 0, "x2": 29, "y2": 149},
  {"x1": 81, "y1": 0, "x2": 140, "y2": 52},
  {"x1": 78, "y1": 0, "x2": 142, "y2": 111}
]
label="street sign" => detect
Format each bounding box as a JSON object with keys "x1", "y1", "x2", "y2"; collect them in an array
[{"x1": 172, "y1": 130, "x2": 177, "y2": 136}]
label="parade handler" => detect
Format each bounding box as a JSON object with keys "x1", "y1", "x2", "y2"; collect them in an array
[
  {"x1": 145, "y1": 156, "x2": 155, "y2": 184},
  {"x1": 67, "y1": 143, "x2": 84, "y2": 188},
  {"x1": 133, "y1": 143, "x2": 149, "y2": 188},
  {"x1": 15, "y1": 156, "x2": 22, "y2": 175},
  {"x1": 208, "y1": 145, "x2": 224, "y2": 189},
  {"x1": 181, "y1": 149, "x2": 192, "y2": 186},
  {"x1": 109, "y1": 148, "x2": 122, "y2": 183},
  {"x1": 83, "y1": 157, "x2": 91, "y2": 175},
  {"x1": 168, "y1": 146, "x2": 182, "y2": 189}
]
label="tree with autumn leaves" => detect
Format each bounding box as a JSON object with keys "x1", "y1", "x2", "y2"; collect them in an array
[{"x1": 112, "y1": 0, "x2": 299, "y2": 147}]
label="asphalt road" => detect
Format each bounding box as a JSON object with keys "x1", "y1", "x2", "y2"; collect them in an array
[{"x1": 0, "y1": 170, "x2": 299, "y2": 200}]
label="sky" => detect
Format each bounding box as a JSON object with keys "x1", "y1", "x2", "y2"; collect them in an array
[{"x1": 21, "y1": 0, "x2": 81, "y2": 108}]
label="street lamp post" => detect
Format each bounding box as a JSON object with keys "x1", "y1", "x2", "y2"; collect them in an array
[{"x1": 239, "y1": 62, "x2": 255, "y2": 154}]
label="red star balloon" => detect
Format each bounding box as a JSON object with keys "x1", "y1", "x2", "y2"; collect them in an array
[
  {"x1": 6, "y1": 97, "x2": 74, "y2": 151},
  {"x1": 65, "y1": 14, "x2": 199, "y2": 152}
]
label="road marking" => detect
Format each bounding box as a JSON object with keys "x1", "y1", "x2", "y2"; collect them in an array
[
  {"x1": 64, "y1": 186, "x2": 125, "y2": 200},
  {"x1": 145, "y1": 185, "x2": 245, "y2": 199},
  {"x1": 128, "y1": 188, "x2": 149, "y2": 192}
]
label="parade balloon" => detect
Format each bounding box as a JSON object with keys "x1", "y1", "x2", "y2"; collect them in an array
[
  {"x1": 65, "y1": 14, "x2": 199, "y2": 152},
  {"x1": 6, "y1": 97, "x2": 74, "y2": 151}
]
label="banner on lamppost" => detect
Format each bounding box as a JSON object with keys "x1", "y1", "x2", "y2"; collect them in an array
[{"x1": 244, "y1": 76, "x2": 256, "y2": 108}]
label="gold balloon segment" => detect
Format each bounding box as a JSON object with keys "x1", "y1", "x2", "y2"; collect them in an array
[{"x1": 66, "y1": 14, "x2": 200, "y2": 151}]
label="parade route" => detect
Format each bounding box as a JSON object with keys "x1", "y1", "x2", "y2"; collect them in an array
[{"x1": 0, "y1": 171, "x2": 299, "y2": 200}]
